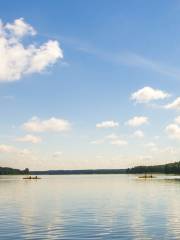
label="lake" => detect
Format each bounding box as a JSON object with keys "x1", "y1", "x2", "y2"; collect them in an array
[{"x1": 0, "y1": 174, "x2": 180, "y2": 239}]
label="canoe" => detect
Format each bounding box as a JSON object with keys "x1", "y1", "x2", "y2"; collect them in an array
[
  {"x1": 23, "y1": 177, "x2": 41, "y2": 180},
  {"x1": 138, "y1": 175, "x2": 155, "y2": 179}
]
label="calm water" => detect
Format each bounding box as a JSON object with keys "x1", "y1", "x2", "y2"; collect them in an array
[{"x1": 1, "y1": 174, "x2": 180, "y2": 239}]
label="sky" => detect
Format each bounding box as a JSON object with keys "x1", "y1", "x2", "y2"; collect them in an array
[{"x1": 0, "y1": 0, "x2": 180, "y2": 170}]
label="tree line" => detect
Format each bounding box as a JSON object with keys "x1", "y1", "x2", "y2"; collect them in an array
[
  {"x1": 127, "y1": 161, "x2": 180, "y2": 174},
  {"x1": 0, "y1": 167, "x2": 29, "y2": 175}
]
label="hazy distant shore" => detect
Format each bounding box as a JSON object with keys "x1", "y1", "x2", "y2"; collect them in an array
[{"x1": 1, "y1": 161, "x2": 180, "y2": 175}]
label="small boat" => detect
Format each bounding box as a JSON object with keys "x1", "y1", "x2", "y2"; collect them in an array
[
  {"x1": 23, "y1": 176, "x2": 41, "y2": 180},
  {"x1": 138, "y1": 174, "x2": 155, "y2": 179}
]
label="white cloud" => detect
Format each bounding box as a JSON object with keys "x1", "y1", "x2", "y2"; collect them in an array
[
  {"x1": 0, "y1": 144, "x2": 31, "y2": 155},
  {"x1": 126, "y1": 116, "x2": 148, "y2": 127},
  {"x1": 165, "y1": 97, "x2": 180, "y2": 110},
  {"x1": 27, "y1": 40, "x2": 62, "y2": 74},
  {"x1": 166, "y1": 123, "x2": 180, "y2": 139},
  {"x1": 16, "y1": 134, "x2": 42, "y2": 144},
  {"x1": 23, "y1": 116, "x2": 71, "y2": 133},
  {"x1": 175, "y1": 116, "x2": 180, "y2": 124},
  {"x1": 5, "y1": 18, "x2": 36, "y2": 37},
  {"x1": 0, "y1": 18, "x2": 62, "y2": 82},
  {"x1": 96, "y1": 120, "x2": 119, "y2": 129},
  {"x1": 133, "y1": 130, "x2": 144, "y2": 138},
  {"x1": 165, "y1": 116, "x2": 180, "y2": 139},
  {"x1": 131, "y1": 86, "x2": 170, "y2": 103}
]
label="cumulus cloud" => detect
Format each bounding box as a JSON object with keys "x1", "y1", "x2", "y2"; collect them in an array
[
  {"x1": 0, "y1": 18, "x2": 63, "y2": 82},
  {"x1": 165, "y1": 97, "x2": 180, "y2": 110},
  {"x1": 16, "y1": 134, "x2": 42, "y2": 144},
  {"x1": 133, "y1": 130, "x2": 144, "y2": 138},
  {"x1": 131, "y1": 86, "x2": 170, "y2": 103},
  {"x1": 23, "y1": 116, "x2": 71, "y2": 133},
  {"x1": 166, "y1": 124, "x2": 180, "y2": 139},
  {"x1": 5, "y1": 18, "x2": 36, "y2": 37},
  {"x1": 175, "y1": 116, "x2": 180, "y2": 124},
  {"x1": 165, "y1": 116, "x2": 180, "y2": 139},
  {"x1": 126, "y1": 116, "x2": 148, "y2": 127},
  {"x1": 96, "y1": 120, "x2": 119, "y2": 129},
  {"x1": 0, "y1": 144, "x2": 31, "y2": 155}
]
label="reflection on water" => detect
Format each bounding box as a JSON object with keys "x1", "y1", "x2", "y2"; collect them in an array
[{"x1": 0, "y1": 175, "x2": 180, "y2": 239}]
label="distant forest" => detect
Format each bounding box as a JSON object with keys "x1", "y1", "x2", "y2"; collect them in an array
[
  {"x1": 127, "y1": 161, "x2": 180, "y2": 174},
  {"x1": 1, "y1": 161, "x2": 180, "y2": 175},
  {"x1": 0, "y1": 167, "x2": 29, "y2": 175}
]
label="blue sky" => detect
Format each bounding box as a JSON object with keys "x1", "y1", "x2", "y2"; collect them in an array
[{"x1": 0, "y1": 0, "x2": 180, "y2": 170}]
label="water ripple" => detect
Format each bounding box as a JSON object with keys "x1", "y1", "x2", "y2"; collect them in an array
[{"x1": 0, "y1": 175, "x2": 180, "y2": 239}]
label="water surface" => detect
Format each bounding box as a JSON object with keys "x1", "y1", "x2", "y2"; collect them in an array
[{"x1": 0, "y1": 174, "x2": 180, "y2": 239}]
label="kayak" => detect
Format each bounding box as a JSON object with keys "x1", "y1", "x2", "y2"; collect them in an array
[
  {"x1": 138, "y1": 175, "x2": 155, "y2": 179},
  {"x1": 23, "y1": 177, "x2": 41, "y2": 179}
]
